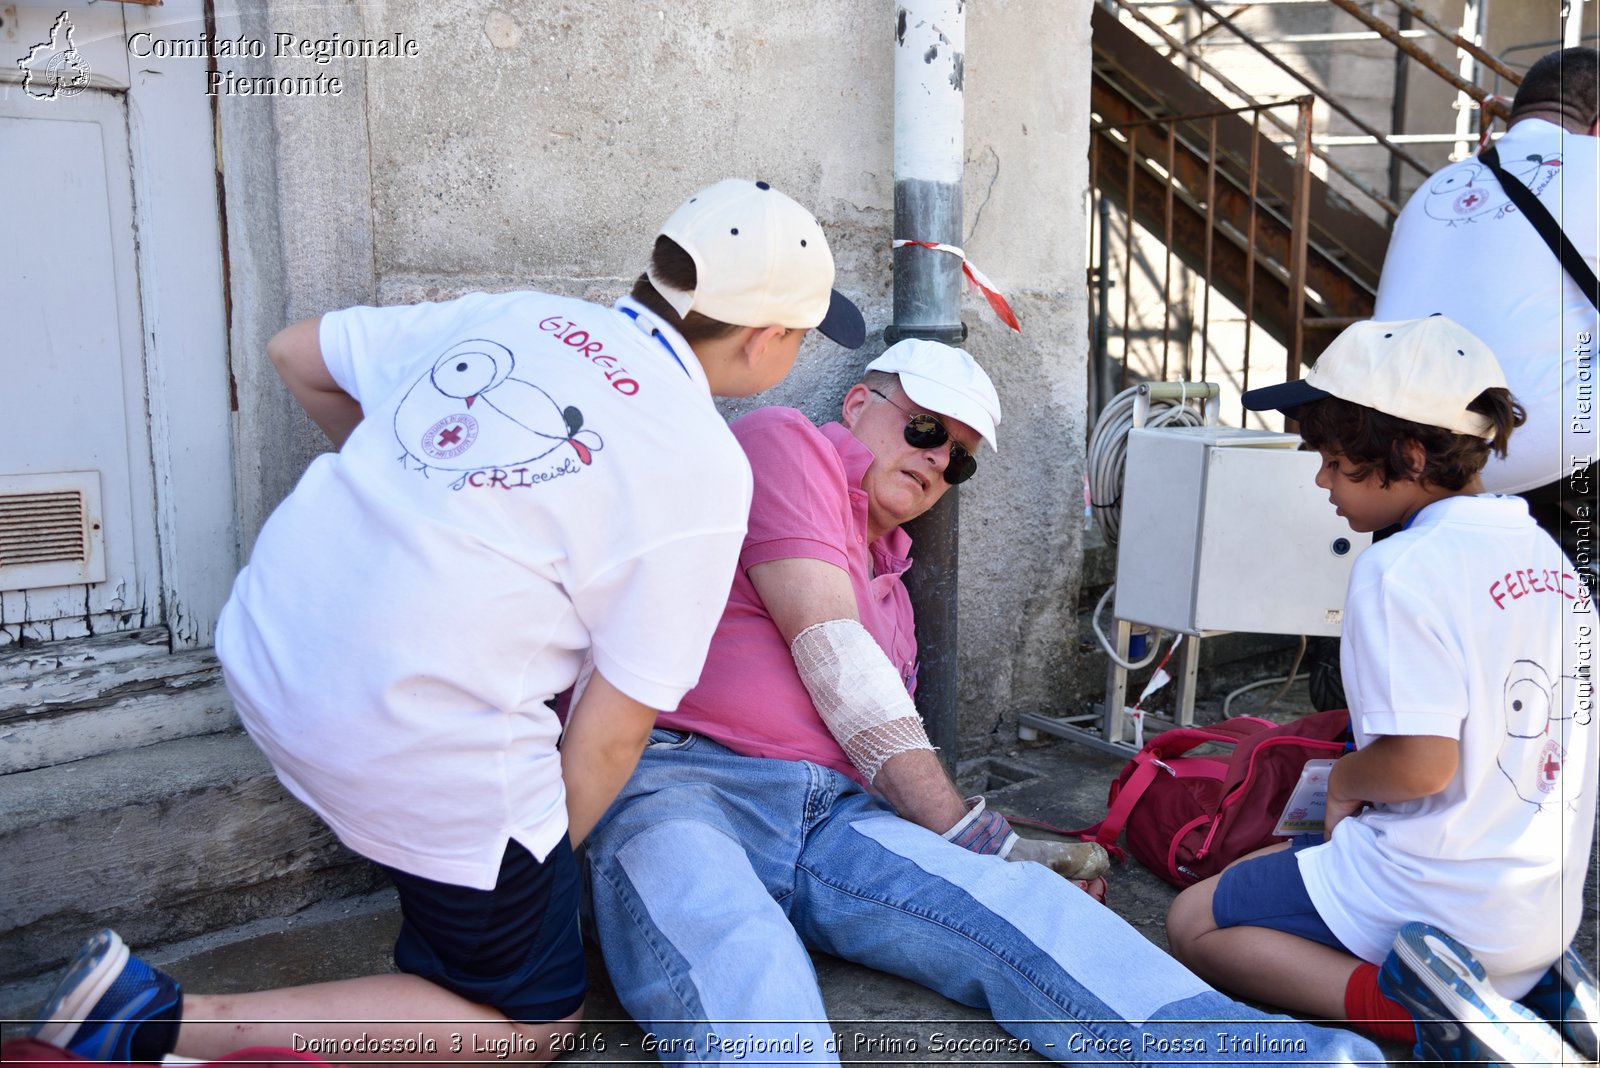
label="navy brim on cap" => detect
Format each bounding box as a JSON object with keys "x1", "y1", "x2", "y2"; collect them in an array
[
  {"x1": 817, "y1": 290, "x2": 866, "y2": 349},
  {"x1": 1240, "y1": 377, "x2": 1330, "y2": 415}
]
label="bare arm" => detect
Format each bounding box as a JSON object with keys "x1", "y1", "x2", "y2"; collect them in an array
[
  {"x1": 748, "y1": 556, "x2": 968, "y2": 833},
  {"x1": 1324, "y1": 733, "x2": 1459, "y2": 837},
  {"x1": 559, "y1": 669, "x2": 658, "y2": 848},
  {"x1": 266, "y1": 316, "x2": 364, "y2": 447}
]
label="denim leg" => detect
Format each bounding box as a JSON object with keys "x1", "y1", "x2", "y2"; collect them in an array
[
  {"x1": 586, "y1": 733, "x2": 840, "y2": 1065},
  {"x1": 588, "y1": 734, "x2": 1383, "y2": 1066},
  {"x1": 791, "y1": 791, "x2": 1385, "y2": 1066}
]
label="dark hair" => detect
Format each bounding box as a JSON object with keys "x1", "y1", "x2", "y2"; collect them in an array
[
  {"x1": 1294, "y1": 390, "x2": 1524, "y2": 490},
  {"x1": 1511, "y1": 47, "x2": 1600, "y2": 129},
  {"x1": 628, "y1": 236, "x2": 743, "y2": 344}
]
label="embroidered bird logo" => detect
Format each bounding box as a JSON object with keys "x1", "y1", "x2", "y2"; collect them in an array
[
  {"x1": 1496, "y1": 659, "x2": 1585, "y2": 810},
  {"x1": 393, "y1": 339, "x2": 603, "y2": 476}
]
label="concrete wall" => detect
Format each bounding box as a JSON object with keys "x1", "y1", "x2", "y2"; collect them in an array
[{"x1": 221, "y1": 0, "x2": 1095, "y2": 754}]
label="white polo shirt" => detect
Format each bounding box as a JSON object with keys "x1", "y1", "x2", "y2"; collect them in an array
[
  {"x1": 1298, "y1": 495, "x2": 1595, "y2": 996},
  {"x1": 217, "y1": 292, "x2": 751, "y2": 889},
  {"x1": 1375, "y1": 119, "x2": 1599, "y2": 492}
]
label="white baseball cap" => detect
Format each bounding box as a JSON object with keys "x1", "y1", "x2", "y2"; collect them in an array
[
  {"x1": 1241, "y1": 315, "x2": 1508, "y2": 438},
  {"x1": 649, "y1": 179, "x2": 865, "y2": 348},
  {"x1": 866, "y1": 339, "x2": 1002, "y2": 451}
]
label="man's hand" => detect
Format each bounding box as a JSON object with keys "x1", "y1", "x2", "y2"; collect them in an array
[
  {"x1": 1006, "y1": 837, "x2": 1111, "y2": 881},
  {"x1": 944, "y1": 795, "x2": 1112, "y2": 881}
]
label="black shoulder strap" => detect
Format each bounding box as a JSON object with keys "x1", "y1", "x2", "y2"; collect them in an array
[{"x1": 1479, "y1": 144, "x2": 1600, "y2": 312}]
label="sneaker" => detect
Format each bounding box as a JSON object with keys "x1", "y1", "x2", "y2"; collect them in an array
[
  {"x1": 1520, "y1": 946, "x2": 1599, "y2": 1063},
  {"x1": 1378, "y1": 922, "x2": 1574, "y2": 1065},
  {"x1": 28, "y1": 929, "x2": 182, "y2": 1062}
]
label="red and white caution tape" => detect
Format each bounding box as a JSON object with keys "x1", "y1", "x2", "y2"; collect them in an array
[
  {"x1": 892, "y1": 240, "x2": 1021, "y2": 332},
  {"x1": 1130, "y1": 634, "x2": 1185, "y2": 749}
]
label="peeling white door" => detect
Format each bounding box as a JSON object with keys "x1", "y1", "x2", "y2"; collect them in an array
[
  {"x1": 1, "y1": 1, "x2": 234, "y2": 654},
  {"x1": 2, "y1": 61, "x2": 161, "y2": 641},
  {"x1": 1, "y1": 1, "x2": 236, "y2": 772}
]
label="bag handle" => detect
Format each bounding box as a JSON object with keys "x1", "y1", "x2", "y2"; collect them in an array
[
  {"x1": 1480, "y1": 145, "x2": 1600, "y2": 312},
  {"x1": 1059, "y1": 717, "x2": 1273, "y2": 846},
  {"x1": 1064, "y1": 749, "x2": 1169, "y2": 851},
  {"x1": 1167, "y1": 813, "x2": 1213, "y2": 884}
]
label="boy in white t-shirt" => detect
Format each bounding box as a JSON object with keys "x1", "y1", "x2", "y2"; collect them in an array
[
  {"x1": 27, "y1": 180, "x2": 865, "y2": 1063},
  {"x1": 1165, "y1": 316, "x2": 1597, "y2": 1064}
]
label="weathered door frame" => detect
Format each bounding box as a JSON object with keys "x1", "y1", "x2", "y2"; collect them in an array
[{"x1": 2, "y1": 0, "x2": 237, "y2": 771}]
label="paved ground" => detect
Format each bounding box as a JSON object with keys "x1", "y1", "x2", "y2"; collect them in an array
[{"x1": 3, "y1": 678, "x2": 1594, "y2": 1065}]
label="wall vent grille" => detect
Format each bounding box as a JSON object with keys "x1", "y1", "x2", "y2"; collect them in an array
[{"x1": 0, "y1": 472, "x2": 106, "y2": 592}]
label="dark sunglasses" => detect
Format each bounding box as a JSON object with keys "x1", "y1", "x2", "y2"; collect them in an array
[{"x1": 868, "y1": 388, "x2": 977, "y2": 485}]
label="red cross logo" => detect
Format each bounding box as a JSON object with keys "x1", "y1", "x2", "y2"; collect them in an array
[
  {"x1": 421, "y1": 413, "x2": 478, "y2": 460},
  {"x1": 1537, "y1": 739, "x2": 1563, "y2": 794}
]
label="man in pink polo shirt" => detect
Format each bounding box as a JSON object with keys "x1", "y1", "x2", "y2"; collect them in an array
[
  {"x1": 582, "y1": 339, "x2": 1386, "y2": 1066},
  {"x1": 660, "y1": 340, "x2": 1095, "y2": 856}
]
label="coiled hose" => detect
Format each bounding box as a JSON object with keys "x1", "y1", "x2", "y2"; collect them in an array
[{"x1": 1085, "y1": 386, "x2": 1208, "y2": 670}]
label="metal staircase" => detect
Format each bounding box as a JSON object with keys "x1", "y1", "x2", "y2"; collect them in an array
[{"x1": 1087, "y1": 0, "x2": 1528, "y2": 408}]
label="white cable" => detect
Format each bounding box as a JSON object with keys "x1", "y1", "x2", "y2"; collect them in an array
[
  {"x1": 1085, "y1": 384, "x2": 1206, "y2": 674},
  {"x1": 1086, "y1": 385, "x2": 1207, "y2": 548},
  {"x1": 1220, "y1": 636, "x2": 1309, "y2": 717},
  {"x1": 1091, "y1": 583, "x2": 1162, "y2": 671},
  {"x1": 1221, "y1": 676, "x2": 1290, "y2": 719}
]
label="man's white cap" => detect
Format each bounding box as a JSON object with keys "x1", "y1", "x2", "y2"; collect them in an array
[
  {"x1": 649, "y1": 179, "x2": 865, "y2": 348},
  {"x1": 866, "y1": 339, "x2": 1002, "y2": 451},
  {"x1": 1241, "y1": 315, "x2": 1508, "y2": 438}
]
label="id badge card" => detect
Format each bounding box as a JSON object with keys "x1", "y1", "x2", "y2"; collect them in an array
[{"x1": 1274, "y1": 758, "x2": 1338, "y2": 837}]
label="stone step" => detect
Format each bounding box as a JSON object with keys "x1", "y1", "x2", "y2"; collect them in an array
[
  {"x1": 0, "y1": 629, "x2": 240, "y2": 775},
  {"x1": 0, "y1": 599, "x2": 1303, "y2": 995},
  {"x1": 0, "y1": 734, "x2": 1424, "y2": 1065},
  {"x1": 0, "y1": 749, "x2": 1103, "y2": 1064},
  {"x1": 0, "y1": 729, "x2": 386, "y2": 990},
  {"x1": 0, "y1": 886, "x2": 1032, "y2": 1062}
]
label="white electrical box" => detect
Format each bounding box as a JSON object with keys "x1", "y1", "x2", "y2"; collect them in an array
[{"x1": 1113, "y1": 427, "x2": 1369, "y2": 636}]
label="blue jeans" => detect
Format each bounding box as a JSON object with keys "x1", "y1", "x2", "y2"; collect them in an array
[{"x1": 586, "y1": 730, "x2": 1383, "y2": 1065}]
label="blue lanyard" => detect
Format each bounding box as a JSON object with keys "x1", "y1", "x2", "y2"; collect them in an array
[{"x1": 619, "y1": 306, "x2": 690, "y2": 378}]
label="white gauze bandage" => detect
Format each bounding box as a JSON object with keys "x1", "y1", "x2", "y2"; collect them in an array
[{"x1": 790, "y1": 618, "x2": 934, "y2": 783}]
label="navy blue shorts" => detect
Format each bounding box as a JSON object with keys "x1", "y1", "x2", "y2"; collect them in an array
[
  {"x1": 1211, "y1": 834, "x2": 1352, "y2": 953},
  {"x1": 381, "y1": 837, "x2": 586, "y2": 1023}
]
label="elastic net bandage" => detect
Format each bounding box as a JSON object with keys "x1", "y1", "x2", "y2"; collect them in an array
[{"x1": 790, "y1": 618, "x2": 934, "y2": 783}]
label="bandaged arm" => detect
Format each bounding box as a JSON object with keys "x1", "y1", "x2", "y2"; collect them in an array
[
  {"x1": 785, "y1": 616, "x2": 1106, "y2": 875},
  {"x1": 790, "y1": 618, "x2": 936, "y2": 782},
  {"x1": 754, "y1": 557, "x2": 1111, "y2": 879},
  {"x1": 748, "y1": 557, "x2": 968, "y2": 833}
]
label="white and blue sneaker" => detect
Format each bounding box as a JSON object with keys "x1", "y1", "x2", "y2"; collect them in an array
[
  {"x1": 28, "y1": 929, "x2": 182, "y2": 1062},
  {"x1": 1519, "y1": 946, "x2": 1599, "y2": 1063},
  {"x1": 1378, "y1": 922, "x2": 1575, "y2": 1065}
]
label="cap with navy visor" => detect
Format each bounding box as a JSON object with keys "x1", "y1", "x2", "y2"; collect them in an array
[{"x1": 649, "y1": 178, "x2": 865, "y2": 349}]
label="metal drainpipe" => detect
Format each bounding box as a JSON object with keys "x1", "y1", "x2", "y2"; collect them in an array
[
  {"x1": 1568, "y1": 1, "x2": 1589, "y2": 48},
  {"x1": 889, "y1": 0, "x2": 966, "y2": 772},
  {"x1": 1094, "y1": 195, "x2": 1113, "y2": 421}
]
